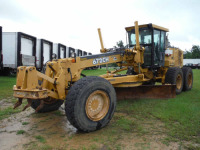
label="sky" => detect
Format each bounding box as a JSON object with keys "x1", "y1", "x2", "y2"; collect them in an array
[{"x1": 0, "y1": 0, "x2": 200, "y2": 54}]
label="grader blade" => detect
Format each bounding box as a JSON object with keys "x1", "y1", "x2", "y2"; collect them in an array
[{"x1": 115, "y1": 85, "x2": 176, "y2": 100}]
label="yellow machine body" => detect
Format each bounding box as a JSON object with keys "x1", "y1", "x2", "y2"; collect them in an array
[
  {"x1": 13, "y1": 21, "x2": 184, "y2": 101},
  {"x1": 12, "y1": 21, "x2": 193, "y2": 132}
]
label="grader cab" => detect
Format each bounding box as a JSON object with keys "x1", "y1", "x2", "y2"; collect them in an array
[
  {"x1": 13, "y1": 21, "x2": 193, "y2": 132},
  {"x1": 126, "y1": 24, "x2": 168, "y2": 68}
]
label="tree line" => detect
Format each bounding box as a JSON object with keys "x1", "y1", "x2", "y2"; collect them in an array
[{"x1": 184, "y1": 45, "x2": 200, "y2": 59}]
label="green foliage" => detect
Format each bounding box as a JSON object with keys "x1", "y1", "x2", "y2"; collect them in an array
[
  {"x1": 22, "y1": 122, "x2": 29, "y2": 125},
  {"x1": 0, "y1": 76, "x2": 16, "y2": 99},
  {"x1": 116, "y1": 40, "x2": 125, "y2": 48},
  {"x1": 17, "y1": 130, "x2": 25, "y2": 135},
  {"x1": 82, "y1": 68, "x2": 126, "y2": 76},
  {"x1": 35, "y1": 135, "x2": 46, "y2": 143},
  {"x1": 0, "y1": 69, "x2": 200, "y2": 149},
  {"x1": 0, "y1": 107, "x2": 21, "y2": 120},
  {"x1": 107, "y1": 63, "x2": 118, "y2": 67},
  {"x1": 116, "y1": 70, "x2": 200, "y2": 143},
  {"x1": 184, "y1": 45, "x2": 200, "y2": 59},
  {"x1": 116, "y1": 116, "x2": 133, "y2": 131}
]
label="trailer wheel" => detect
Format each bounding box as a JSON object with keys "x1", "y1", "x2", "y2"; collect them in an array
[
  {"x1": 31, "y1": 99, "x2": 64, "y2": 113},
  {"x1": 182, "y1": 67, "x2": 193, "y2": 91},
  {"x1": 65, "y1": 76, "x2": 116, "y2": 132},
  {"x1": 165, "y1": 67, "x2": 183, "y2": 95}
]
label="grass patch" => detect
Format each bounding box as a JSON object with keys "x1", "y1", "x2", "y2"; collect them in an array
[
  {"x1": 24, "y1": 141, "x2": 52, "y2": 150},
  {"x1": 82, "y1": 68, "x2": 126, "y2": 76},
  {"x1": 115, "y1": 70, "x2": 200, "y2": 143},
  {"x1": 0, "y1": 107, "x2": 21, "y2": 120},
  {"x1": 0, "y1": 76, "x2": 16, "y2": 99},
  {"x1": 35, "y1": 135, "x2": 46, "y2": 143},
  {"x1": 38, "y1": 145, "x2": 52, "y2": 150},
  {"x1": 22, "y1": 122, "x2": 29, "y2": 125},
  {"x1": 116, "y1": 116, "x2": 134, "y2": 131},
  {"x1": 82, "y1": 69, "x2": 109, "y2": 76},
  {"x1": 0, "y1": 69, "x2": 200, "y2": 149},
  {"x1": 17, "y1": 130, "x2": 25, "y2": 135},
  {"x1": 53, "y1": 110, "x2": 64, "y2": 116}
]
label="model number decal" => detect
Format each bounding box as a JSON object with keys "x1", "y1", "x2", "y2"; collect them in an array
[{"x1": 93, "y1": 57, "x2": 109, "y2": 65}]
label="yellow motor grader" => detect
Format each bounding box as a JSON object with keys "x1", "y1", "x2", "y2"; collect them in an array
[{"x1": 13, "y1": 21, "x2": 193, "y2": 132}]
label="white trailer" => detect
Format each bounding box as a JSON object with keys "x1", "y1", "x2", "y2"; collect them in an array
[
  {"x1": 75, "y1": 49, "x2": 82, "y2": 57},
  {"x1": 53, "y1": 43, "x2": 66, "y2": 59},
  {"x1": 0, "y1": 27, "x2": 2, "y2": 71},
  {"x1": 67, "y1": 47, "x2": 75, "y2": 58},
  {"x1": 183, "y1": 59, "x2": 200, "y2": 65},
  {"x1": 83, "y1": 51, "x2": 87, "y2": 56},
  {"x1": 36, "y1": 39, "x2": 53, "y2": 70},
  {"x1": 2, "y1": 32, "x2": 36, "y2": 70}
]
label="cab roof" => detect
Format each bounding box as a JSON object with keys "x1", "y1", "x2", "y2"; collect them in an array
[{"x1": 125, "y1": 23, "x2": 169, "y2": 32}]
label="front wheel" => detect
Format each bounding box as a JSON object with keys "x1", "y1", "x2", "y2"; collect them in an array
[{"x1": 65, "y1": 76, "x2": 116, "y2": 132}]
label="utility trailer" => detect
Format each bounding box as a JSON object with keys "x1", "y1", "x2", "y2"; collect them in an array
[
  {"x1": 68, "y1": 47, "x2": 75, "y2": 57},
  {"x1": 2, "y1": 32, "x2": 36, "y2": 74},
  {"x1": 0, "y1": 26, "x2": 2, "y2": 72},
  {"x1": 53, "y1": 43, "x2": 66, "y2": 59},
  {"x1": 75, "y1": 49, "x2": 82, "y2": 56},
  {"x1": 36, "y1": 39, "x2": 53, "y2": 70}
]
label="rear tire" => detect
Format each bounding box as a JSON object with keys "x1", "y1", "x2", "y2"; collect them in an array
[
  {"x1": 31, "y1": 99, "x2": 64, "y2": 113},
  {"x1": 165, "y1": 67, "x2": 183, "y2": 95},
  {"x1": 65, "y1": 76, "x2": 116, "y2": 132},
  {"x1": 182, "y1": 67, "x2": 193, "y2": 91}
]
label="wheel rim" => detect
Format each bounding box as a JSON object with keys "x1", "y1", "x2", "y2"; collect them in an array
[
  {"x1": 85, "y1": 90, "x2": 110, "y2": 121},
  {"x1": 176, "y1": 74, "x2": 182, "y2": 90},
  {"x1": 188, "y1": 73, "x2": 192, "y2": 87}
]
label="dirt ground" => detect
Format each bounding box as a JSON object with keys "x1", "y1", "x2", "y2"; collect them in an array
[{"x1": 0, "y1": 101, "x2": 185, "y2": 150}]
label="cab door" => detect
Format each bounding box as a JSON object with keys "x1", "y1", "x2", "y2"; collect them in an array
[{"x1": 153, "y1": 29, "x2": 166, "y2": 67}]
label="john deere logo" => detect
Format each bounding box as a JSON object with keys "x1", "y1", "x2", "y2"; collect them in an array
[{"x1": 93, "y1": 57, "x2": 109, "y2": 65}]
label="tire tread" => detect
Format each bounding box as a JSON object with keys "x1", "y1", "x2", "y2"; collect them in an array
[{"x1": 65, "y1": 76, "x2": 116, "y2": 132}]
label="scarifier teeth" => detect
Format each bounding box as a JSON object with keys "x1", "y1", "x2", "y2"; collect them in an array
[
  {"x1": 13, "y1": 98, "x2": 22, "y2": 109},
  {"x1": 35, "y1": 100, "x2": 44, "y2": 112},
  {"x1": 22, "y1": 99, "x2": 32, "y2": 111}
]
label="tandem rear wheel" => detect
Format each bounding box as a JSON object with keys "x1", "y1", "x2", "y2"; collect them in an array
[
  {"x1": 165, "y1": 67, "x2": 183, "y2": 95},
  {"x1": 182, "y1": 67, "x2": 193, "y2": 91},
  {"x1": 165, "y1": 67, "x2": 193, "y2": 95},
  {"x1": 65, "y1": 76, "x2": 116, "y2": 132}
]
